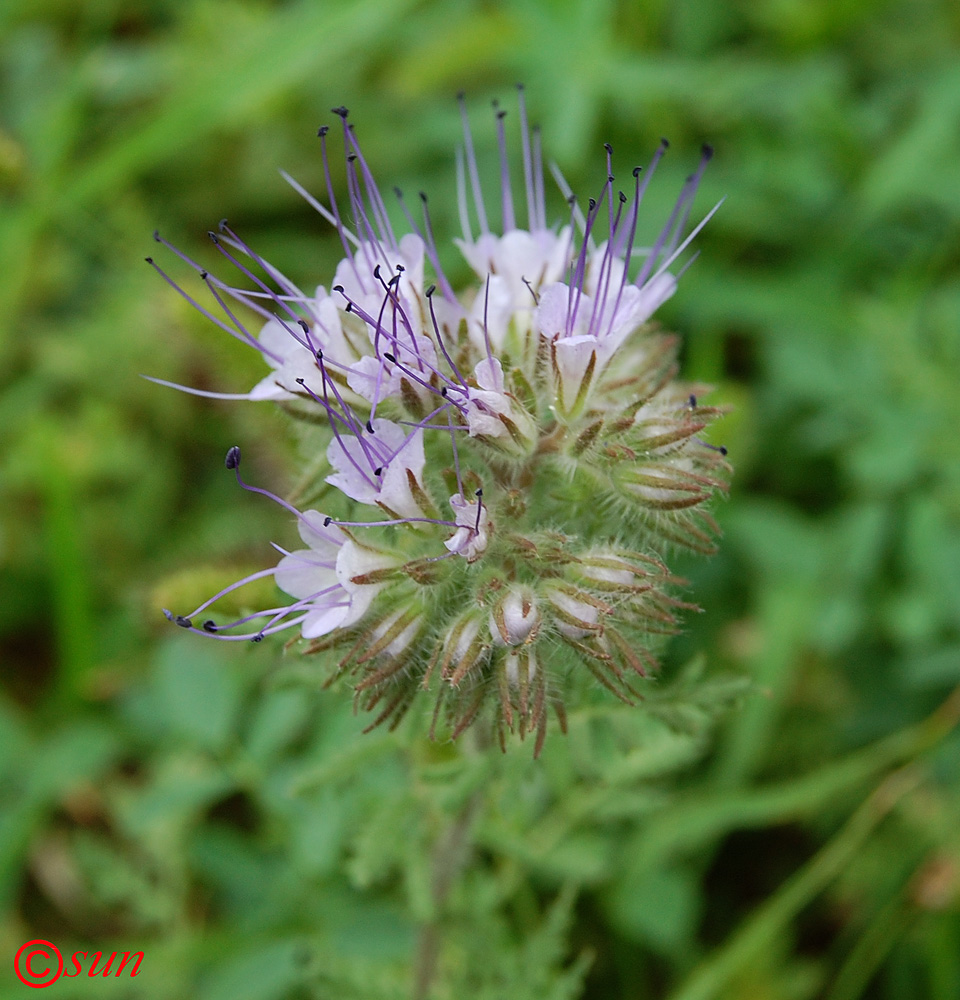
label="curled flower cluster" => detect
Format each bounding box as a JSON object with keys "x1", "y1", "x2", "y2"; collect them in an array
[{"x1": 153, "y1": 90, "x2": 729, "y2": 754}]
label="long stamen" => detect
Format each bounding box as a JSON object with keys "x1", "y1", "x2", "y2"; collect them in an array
[
  {"x1": 181, "y1": 566, "x2": 280, "y2": 620},
  {"x1": 344, "y1": 151, "x2": 382, "y2": 276},
  {"x1": 473, "y1": 488, "x2": 484, "y2": 534},
  {"x1": 207, "y1": 232, "x2": 312, "y2": 353},
  {"x1": 316, "y1": 125, "x2": 360, "y2": 281},
  {"x1": 217, "y1": 222, "x2": 315, "y2": 321},
  {"x1": 337, "y1": 286, "x2": 464, "y2": 396},
  {"x1": 282, "y1": 163, "x2": 360, "y2": 249},
  {"x1": 383, "y1": 350, "x2": 467, "y2": 412},
  {"x1": 455, "y1": 146, "x2": 472, "y2": 242},
  {"x1": 481, "y1": 274, "x2": 494, "y2": 365},
  {"x1": 494, "y1": 103, "x2": 515, "y2": 232},
  {"x1": 634, "y1": 144, "x2": 710, "y2": 290},
  {"x1": 662, "y1": 144, "x2": 714, "y2": 260},
  {"x1": 645, "y1": 198, "x2": 724, "y2": 286},
  {"x1": 604, "y1": 163, "x2": 646, "y2": 336},
  {"x1": 140, "y1": 376, "x2": 258, "y2": 400},
  {"x1": 588, "y1": 188, "x2": 626, "y2": 336},
  {"x1": 344, "y1": 119, "x2": 397, "y2": 250},
  {"x1": 417, "y1": 192, "x2": 460, "y2": 307},
  {"x1": 313, "y1": 351, "x2": 384, "y2": 473},
  {"x1": 516, "y1": 84, "x2": 536, "y2": 231},
  {"x1": 426, "y1": 285, "x2": 468, "y2": 387},
  {"x1": 325, "y1": 515, "x2": 458, "y2": 528},
  {"x1": 458, "y1": 92, "x2": 489, "y2": 235},
  {"x1": 145, "y1": 255, "x2": 277, "y2": 359},
  {"x1": 568, "y1": 190, "x2": 606, "y2": 335},
  {"x1": 225, "y1": 446, "x2": 341, "y2": 525},
  {"x1": 380, "y1": 403, "x2": 453, "y2": 468},
  {"x1": 447, "y1": 405, "x2": 464, "y2": 498},
  {"x1": 532, "y1": 125, "x2": 546, "y2": 230},
  {"x1": 170, "y1": 609, "x2": 310, "y2": 642}
]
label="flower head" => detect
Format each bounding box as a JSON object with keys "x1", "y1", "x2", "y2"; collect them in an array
[{"x1": 153, "y1": 88, "x2": 729, "y2": 754}]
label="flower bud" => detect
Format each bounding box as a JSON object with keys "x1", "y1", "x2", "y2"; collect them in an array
[
  {"x1": 490, "y1": 589, "x2": 540, "y2": 646},
  {"x1": 545, "y1": 584, "x2": 610, "y2": 639}
]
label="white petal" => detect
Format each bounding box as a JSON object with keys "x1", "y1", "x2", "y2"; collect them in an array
[
  {"x1": 298, "y1": 510, "x2": 347, "y2": 552},
  {"x1": 474, "y1": 356, "x2": 505, "y2": 393},
  {"x1": 275, "y1": 550, "x2": 339, "y2": 601},
  {"x1": 467, "y1": 274, "x2": 513, "y2": 352},
  {"x1": 301, "y1": 602, "x2": 351, "y2": 638},
  {"x1": 553, "y1": 334, "x2": 598, "y2": 411},
  {"x1": 535, "y1": 282, "x2": 572, "y2": 339}
]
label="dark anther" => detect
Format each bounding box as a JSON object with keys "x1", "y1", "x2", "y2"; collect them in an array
[
  {"x1": 366, "y1": 420, "x2": 374, "y2": 433},
  {"x1": 346, "y1": 153, "x2": 357, "y2": 163},
  {"x1": 619, "y1": 191, "x2": 627, "y2": 204},
  {"x1": 516, "y1": 82, "x2": 525, "y2": 91},
  {"x1": 295, "y1": 377, "x2": 305, "y2": 385},
  {"x1": 604, "y1": 142, "x2": 613, "y2": 154},
  {"x1": 333, "y1": 284, "x2": 344, "y2": 293},
  {"x1": 218, "y1": 218, "x2": 228, "y2": 231},
  {"x1": 588, "y1": 198, "x2": 597, "y2": 210},
  {"x1": 373, "y1": 264, "x2": 382, "y2": 279},
  {"x1": 456, "y1": 89, "x2": 466, "y2": 101},
  {"x1": 660, "y1": 137, "x2": 670, "y2": 148},
  {"x1": 202, "y1": 620, "x2": 219, "y2": 633},
  {"x1": 298, "y1": 319, "x2": 310, "y2": 333},
  {"x1": 225, "y1": 445, "x2": 241, "y2": 470},
  {"x1": 632, "y1": 166, "x2": 642, "y2": 177},
  {"x1": 384, "y1": 352, "x2": 397, "y2": 363},
  {"x1": 175, "y1": 615, "x2": 193, "y2": 629},
  {"x1": 702, "y1": 143, "x2": 714, "y2": 160},
  {"x1": 475, "y1": 488, "x2": 483, "y2": 497},
  {"x1": 419, "y1": 191, "x2": 428, "y2": 203},
  {"x1": 315, "y1": 349, "x2": 324, "y2": 360},
  {"x1": 719, "y1": 445, "x2": 728, "y2": 455},
  {"x1": 425, "y1": 283, "x2": 436, "y2": 297},
  {"x1": 373, "y1": 467, "x2": 383, "y2": 476},
  {"x1": 144, "y1": 256, "x2": 154, "y2": 264},
  {"x1": 153, "y1": 230, "x2": 161, "y2": 241},
  {"x1": 345, "y1": 302, "x2": 353, "y2": 313},
  {"x1": 440, "y1": 387, "x2": 448, "y2": 397},
  {"x1": 689, "y1": 394, "x2": 697, "y2": 408},
  {"x1": 395, "y1": 264, "x2": 405, "y2": 272},
  {"x1": 251, "y1": 633, "x2": 264, "y2": 643},
  {"x1": 496, "y1": 109, "x2": 507, "y2": 120},
  {"x1": 393, "y1": 186, "x2": 403, "y2": 198},
  {"x1": 685, "y1": 173, "x2": 694, "y2": 184},
  {"x1": 567, "y1": 194, "x2": 577, "y2": 206},
  {"x1": 332, "y1": 105, "x2": 349, "y2": 118},
  {"x1": 317, "y1": 125, "x2": 329, "y2": 137},
  {"x1": 208, "y1": 232, "x2": 220, "y2": 245},
  {"x1": 323, "y1": 516, "x2": 333, "y2": 526},
  {"x1": 200, "y1": 270, "x2": 209, "y2": 279}
]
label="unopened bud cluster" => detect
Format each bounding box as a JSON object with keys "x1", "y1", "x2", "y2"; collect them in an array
[{"x1": 154, "y1": 91, "x2": 729, "y2": 754}]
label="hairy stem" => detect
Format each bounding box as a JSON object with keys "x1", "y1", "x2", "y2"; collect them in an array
[{"x1": 412, "y1": 791, "x2": 481, "y2": 1000}]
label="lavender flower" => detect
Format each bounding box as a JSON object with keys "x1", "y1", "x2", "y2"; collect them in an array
[{"x1": 152, "y1": 88, "x2": 729, "y2": 754}]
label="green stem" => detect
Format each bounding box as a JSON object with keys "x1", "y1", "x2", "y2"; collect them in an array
[{"x1": 413, "y1": 792, "x2": 481, "y2": 1000}]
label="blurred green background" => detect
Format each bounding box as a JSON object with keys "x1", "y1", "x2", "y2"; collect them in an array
[{"x1": 2, "y1": 0, "x2": 960, "y2": 997}]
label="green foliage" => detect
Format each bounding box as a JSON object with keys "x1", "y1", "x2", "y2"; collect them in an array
[{"x1": 2, "y1": 0, "x2": 960, "y2": 997}]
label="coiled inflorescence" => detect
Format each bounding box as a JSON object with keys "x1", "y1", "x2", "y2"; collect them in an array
[{"x1": 153, "y1": 88, "x2": 729, "y2": 754}]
